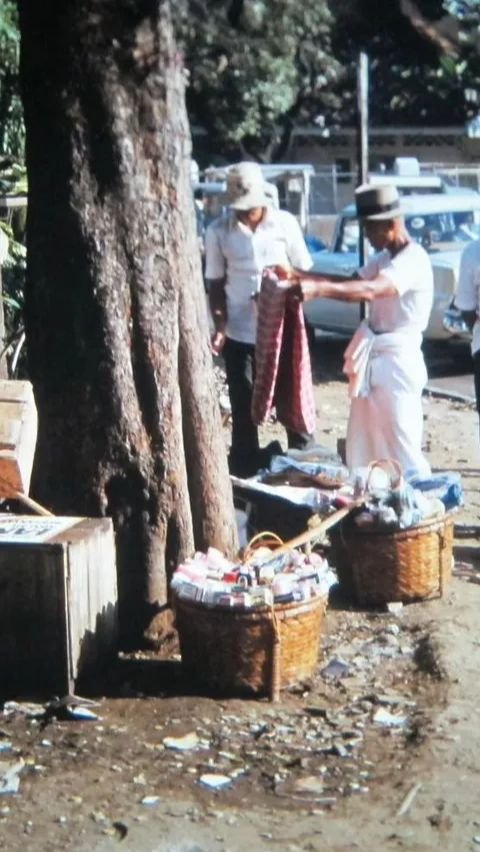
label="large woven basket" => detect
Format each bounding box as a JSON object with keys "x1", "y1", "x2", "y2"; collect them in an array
[
  {"x1": 173, "y1": 592, "x2": 327, "y2": 698},
  {"x1": 330, "y1": 513, "x2": 454, "y2": 606}
]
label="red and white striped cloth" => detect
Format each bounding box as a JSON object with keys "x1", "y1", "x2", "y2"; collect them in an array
[{"x1": 252, "y1": 270, "x2": 316, "y2": 435}]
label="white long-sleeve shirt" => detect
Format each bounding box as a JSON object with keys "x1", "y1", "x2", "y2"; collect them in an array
[{"x1": 205, "y1": 207, "x2": 312, "y2": 344}]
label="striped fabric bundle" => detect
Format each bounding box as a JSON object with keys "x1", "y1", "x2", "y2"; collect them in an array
[{"x1": 252, "y1": 270, "x2": 316, "y2": 436}]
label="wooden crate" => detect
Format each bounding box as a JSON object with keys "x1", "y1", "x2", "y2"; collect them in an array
[
  {"x1": 0, "y1": 380, "x2": 37, "y2": 497},
  {"x1": 0, "y1": 515, "x2": 118, "y2": 695}
]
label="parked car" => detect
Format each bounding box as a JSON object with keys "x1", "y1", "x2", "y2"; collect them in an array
[
  {"x1": 368, "y1": 172, "x2": 445, "y2": 195},
  {"x1": 303, "y1": 193, "x2": 480, "y2": 341},
  {"x1": 367, "y1": 157, "x2": 477, "y2": 197}
]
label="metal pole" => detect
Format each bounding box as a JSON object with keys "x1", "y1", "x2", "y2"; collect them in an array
[{"x1": 356, "y1": 52, "x2": 369, "y2": 320}]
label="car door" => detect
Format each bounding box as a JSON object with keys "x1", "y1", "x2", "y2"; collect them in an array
[{"x1": 303, "y1": 215, "x2": 364, "y2": 334}]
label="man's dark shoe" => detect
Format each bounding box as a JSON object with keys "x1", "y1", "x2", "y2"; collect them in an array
[{"x1": 256, "y1": 440, "x2": 284, "y2": 471}]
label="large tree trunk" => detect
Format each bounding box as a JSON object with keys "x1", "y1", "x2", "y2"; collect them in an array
[{"x1": 18, "y1": 0, "x2": 238, "y2": 647}]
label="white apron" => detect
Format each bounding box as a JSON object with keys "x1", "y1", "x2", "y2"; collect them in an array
[{"x1": 344, "y1": 322, "x2": 430, "y2": 478}]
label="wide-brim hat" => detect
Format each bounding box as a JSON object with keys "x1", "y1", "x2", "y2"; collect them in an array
[
  {"x1": 223, "y1": 161, "x2": 269, "y2": 210},
  {"x1": 355, "y1": 183, "x2": 402, "y2": 221}
]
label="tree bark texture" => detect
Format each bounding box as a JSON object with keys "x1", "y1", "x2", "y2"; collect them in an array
[{"x1": 18, "y1": 0, "x2": 238, "y2": 647}]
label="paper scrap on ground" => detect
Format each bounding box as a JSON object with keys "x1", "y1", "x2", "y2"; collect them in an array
[
  {"x1": 163, "y1": 732, "x2": 199, "y2": 751},
  {"x1": 199, "y1": 774, "x2": 232, "y2": 790},
  {"x1": 140, "y1": 796, "x2": 160, "y2": 806},
  {"x1": 373, "y1": 708, "x2": 407, "y2": 728},
  {"x1": 0, "y1": 760, "x2": 24, "y2": 795}
]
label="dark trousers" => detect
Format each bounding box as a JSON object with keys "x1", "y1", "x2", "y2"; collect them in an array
[
  {"x1": 473, "y1": 350, "x2": 480, "y2": 433},
  {"x1": 223, "y1": 337, "x2": 314, "y2": 477}
]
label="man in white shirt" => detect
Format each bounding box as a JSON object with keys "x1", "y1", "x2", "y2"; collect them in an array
[
  {"x1": 205, "y1": 161, "x2": 314, "y2": 477},
  {"x1": 453, "y1": 238, "x2": 480, "y2": 432},
  {"x1": 280, "y1": 183, "x2": 433, "y2": 477}
]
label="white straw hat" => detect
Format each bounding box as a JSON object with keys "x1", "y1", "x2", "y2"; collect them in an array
[{"x1": 223, "y1": 162, "x2": 269, "y2": 210}]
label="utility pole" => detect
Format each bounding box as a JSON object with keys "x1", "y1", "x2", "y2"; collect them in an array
[{"x1": 356, "y1": 52, "x2": 369, "y2": 320}]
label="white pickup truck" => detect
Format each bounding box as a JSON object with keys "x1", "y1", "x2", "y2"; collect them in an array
[{"x1": 303, "y1": 192, "x2": 480, "y2": 341}]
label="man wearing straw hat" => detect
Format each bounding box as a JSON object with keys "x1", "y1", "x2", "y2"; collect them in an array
[
  {"x1": 205, "y1": 161, "x2": 314, "y2": 477},
  {"x1": 278, "y1": 183, "x2": 433, "y2": 478}
]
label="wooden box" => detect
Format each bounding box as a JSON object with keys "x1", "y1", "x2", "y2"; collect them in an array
[
  {"x1": 0, "y1": 515, "x2": 118, "y2": 695},
  {"x1": 0, "y1": 380, "x2": 37, "y2": 497}
]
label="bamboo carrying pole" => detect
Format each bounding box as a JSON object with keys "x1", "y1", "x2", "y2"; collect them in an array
[
  {"x1": 268, "y1": 504, "x2": 359, "y2": 556},
  {"x1": 0, "y1": 474, "x2": 54, "y2": 517},
  {"x1": 13, "y1": 491, "x2": 54, "y2": 517},
  {"x1": 269, "y1": 606, "x2": 281, "y2": 702}
]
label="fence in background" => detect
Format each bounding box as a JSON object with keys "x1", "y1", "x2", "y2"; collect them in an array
[{"x1": 307, "y1": 163, "x2": 480, "y2": 215}]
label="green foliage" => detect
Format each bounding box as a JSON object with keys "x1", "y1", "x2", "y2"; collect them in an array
[
  {"x1": 0, "y1": 1, "x2": 24, "y2": 157},
  {"x1": 331, "y1": 0, "x2": 479, "y2": 126},
  {"x1": 442, "y1": 0, "x2": 480, "y2": 119},
  {"x1": 0, "y1": 160, "x2": 27, "y2": 195},
  {"x1": 0, "y1": 155, "x2": 27, "y2": 373},
  {"x1": 2, "y1": 0, "x2": 480, "y2": 167},
  {"x1": 180, "y1": 0, "x2": 342, "y2": 161},
  {"x1": 179, "y1": 0, "x2": 480, "y2": 160},
  {"x1": 0, "y1": 217, "x2": 26, "y2": 375},
  {"x1": 1, "y1": 219, "x2": 25, "y2": 312}
]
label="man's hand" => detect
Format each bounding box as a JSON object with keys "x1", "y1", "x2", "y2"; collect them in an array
[
  {"x1": 271, "y1": 264, "x2": 300, "y2": 282},
  {"x1": 287, "y1": 278, "x2": 321, "y2": 303},
  {"x1": 211, "y1": 330, "x2": 226, "y2": 356}
]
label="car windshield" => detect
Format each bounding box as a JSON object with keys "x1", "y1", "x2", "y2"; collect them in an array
[{"x1": 337, "y1": 210, "x2": 480, "y2": 254}]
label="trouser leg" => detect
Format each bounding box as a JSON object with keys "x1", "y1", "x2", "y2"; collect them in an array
[
  {"x1": 286, "y1": 429, "x2": 316, "y2": 451},
  {"x1": 223, "y1": 337, "x2": 259, "y2": 477},
  {"x1": 473, "y1": 350, "x2": 480, "y2": 437}
]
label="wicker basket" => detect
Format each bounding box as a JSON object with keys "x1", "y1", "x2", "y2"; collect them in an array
[
  {"x1": 330, "y1": 513, "x2": 453, "y2": 606},
  {"x1": 173, "y1": 592, "x2": 327, "y2": 698}
]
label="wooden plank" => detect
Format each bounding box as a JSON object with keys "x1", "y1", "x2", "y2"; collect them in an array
[
  {"x1": 0, "y1": 380, "x2": 33, "y2": 402},
  {"x1": 0, "y1": 422, "x2": 22, "y2": 450},
  {"x1": 0, "y1": 381, "x2": 37, "y2": 497},
  {"x1": 0, "y1": 400, "x2": 29, "y2": 420},
  {"x1": 65, "y1": 520, "x2": 118, "y2": 685}
]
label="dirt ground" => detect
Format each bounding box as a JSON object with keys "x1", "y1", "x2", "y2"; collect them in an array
[{"x1": 1, "y1": 336, "x2": 480, "y2": 852}]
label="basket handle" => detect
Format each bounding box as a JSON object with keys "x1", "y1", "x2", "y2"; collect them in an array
[
  {"x1": 243, "y1": 530, "x2": 284, "y2": 562},
  {"x1": 366, "y1": 458, "x2": 403, "y2": 492},
  {"x1": 270, "y1": 604, "x2": 281, "y2": 703}
]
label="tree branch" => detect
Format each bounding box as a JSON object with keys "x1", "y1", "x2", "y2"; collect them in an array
[{"x1": 399, "y1": 0, "x2": 460, "y2": 55}]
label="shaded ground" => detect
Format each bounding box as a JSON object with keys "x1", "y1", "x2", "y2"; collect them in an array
[{"x1": 1, "y1": 338, "x2": 479, "y2": 851}]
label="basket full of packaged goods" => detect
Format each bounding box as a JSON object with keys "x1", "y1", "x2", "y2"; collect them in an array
[
  {"x1": 171, "y1": 528, "x2": 338, "y2": 699},
  {"x1": 330, "y1": 460, "x2": 456, "y2": 606}
]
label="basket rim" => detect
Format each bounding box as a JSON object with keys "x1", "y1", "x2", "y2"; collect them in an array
[
  {"x1": 172, "y1": 589, "x2": 327, "y2": 618},
  {"x1": 338, "y1": 510, "x2": 454, "y2": 539}
]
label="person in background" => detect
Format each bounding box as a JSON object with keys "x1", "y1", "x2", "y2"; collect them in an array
[
  {"x1": 278, "y1": 183, "x2": 433, "y2": 478},
  {"x1": 205, "y1": 161, "x2": 314, "y2": 477},
  {"x1": 453, "y1": 236, "x2": 480, "y2": 433}
]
